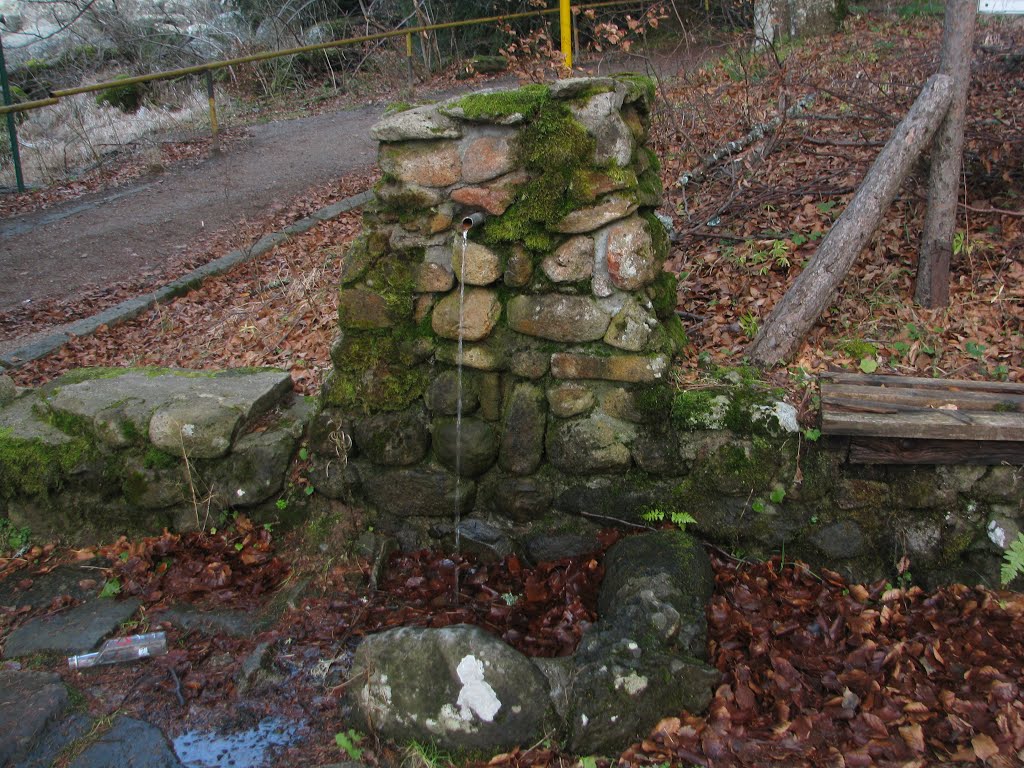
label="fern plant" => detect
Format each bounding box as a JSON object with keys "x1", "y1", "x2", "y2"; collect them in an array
[
  {"x1": 641, "y1": 508, "x2": 697, "y2": 532},
  {"x1": 1000, "y1": 533, "x2": 1024, "y2": 587}
]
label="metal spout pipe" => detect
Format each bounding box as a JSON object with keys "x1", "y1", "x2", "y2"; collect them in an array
[{"x1": 461, "y1": 212, "x2": 486, "y2": 231}]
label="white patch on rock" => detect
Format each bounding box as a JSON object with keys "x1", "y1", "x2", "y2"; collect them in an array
[
  {"x1": 988, "y1": 520, "x2": 1007, "y2": 548},
  {"x1": 752, "y1": 402, "x2": 800, "y2": 433},
  {"x1": 359, "y1": 673, "x2": 392, "y2": 721},
  {"x1": 455, "y1": 655, "x2": 501, "y2": 722},
  {"x1": 614, "y1": 672, "x2": 648, "y2": 696},
  {"x1": 580, "y1": 714, "x2": 589, "y2": 726},
  {"x1": 181, "y1": 423, "x2": 196, "y2": 437},
  {"x1": 235, "y1": 488, "x2": 246, "y2": 498}
]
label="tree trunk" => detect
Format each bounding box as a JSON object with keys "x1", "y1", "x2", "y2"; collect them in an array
[
  {"x1": 748, "y1": 74, "x2": 954, "y2": 368},
  {"x1": 914, "y1": 0, "x2": 977, "y2": 308}
]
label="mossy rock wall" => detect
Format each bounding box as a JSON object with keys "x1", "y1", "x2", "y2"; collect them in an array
[{"x1": 313, "y1": 76, "x2": 1023, "y2": 589}]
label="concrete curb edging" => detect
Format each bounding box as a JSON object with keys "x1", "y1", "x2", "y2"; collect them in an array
[{"x1": 0, "y1": 189, "x2": 373, "y2": 369}]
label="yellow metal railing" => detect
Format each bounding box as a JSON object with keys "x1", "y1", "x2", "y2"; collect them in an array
[
  {"x1": 1, "y1": 1, "x2": 645, "y2": 117},
  {"x1": 1, "y1": 1, "x2": 651, "y2": 189}
]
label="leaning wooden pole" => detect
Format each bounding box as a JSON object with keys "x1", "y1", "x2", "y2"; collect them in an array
[
  {"x1": 914, "y1": 0, "x2": 976, "y2": 308},
  {"x1": 748, "y1": 74, "x2": 954, "y2": 367}
]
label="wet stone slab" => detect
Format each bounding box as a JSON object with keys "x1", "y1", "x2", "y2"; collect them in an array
[
  {"x1": 3, "y1": 598, "x2": 141, "y2": 658},
  {"x1": 0, "y1": 560, "x2": 106, "y2": 610},
  {"x1": 68, "y1": 716, "x2": 183, "y2": 768},
  {"x1": 0, "y1": 670, "x2": 69, "y2": 766}
]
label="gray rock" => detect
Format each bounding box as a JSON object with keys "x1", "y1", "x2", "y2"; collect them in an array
[
  {"x1": 503, "y1": 246, "x2": 533, "y2": 288},
  {"x1": 433, "y1": 418, "x2": 499, "y2": 477},
  {"x1": 546, "y1": 414, "x2": 634, "y2": 474},
  {"x1": 68, "y1": 716, "x2": 182, "y2": 768},
  {"x1": 4, "y1": 598, "x2": 141, "y2": 658},
  {"x1": 361, "y1": 464, "x2": 475, "y2": 517},
  {"x1": 426, "y1": 370, "x2": 480, "y2": 416},
  {"x1": 0, "y1": 560, "x2": 105, "y2": 610},
  {"x1": 0, "y1": 671, "x2": 68, "y2": 767},
  {"x1": 0, "y1": 374, "x2": 15, "y2": 406},
  {"x1": 509, "y1": 351, "x2": 549, "y2": 380},
  {"x1": 121, "y1": 457, "x2": 186, "y2": 510},
  {"x1": 507, "y1": 295, "x2": 611, "y2": 343},
  {"x1": 149, "y1": 396, "x2": 242, "y2": 460},
  {"x1": 547, "y1": 383, "x2": 596, "y2": 419},
  {"x1": 810, "y1": 520, "x2": 866, "y2": 559},
  {"x1": 549, "y1": 77, "x2": 615, "y2": 99},
  {"x1": 15, "y1": 713, "x2": 91, "y2": 768},
  {"x1": 371, "y1": 104, "x2": 463, "y2": 141},
  {"x1": 432, "y1": 288, "x2": 501, "y2": 342},
  {"x1": 499, "y1": 384, "x2": 547, "y2": 476},
  {"x1": 523, "y1": 532, "x2": 600, "y2": 564},
  {"x1": 567, "y1": 531, "x2": 718, "y2": 753},
  {"x1": 352, "y1": 407, "x2": 430, "y2": 467},
  {"x1": 569, "y1": 89, "x2": 634, "y2": 166},
  {"x1": 604, "y1": 299, "x2": 654, "y2": 351},
  {"x1": 605, "y1": 215, "x2": 658, "y2": 291},
  {"x1": 542, "y1": 236, "x2": 594, "y2": 283},
  {"x1": 457, "y1": 519, "x2": 513, "y2": 561},
  {"x1": 350, "y1": 625, "x2": 554, "y2": 751},
  {"x1": 487, "y1": 475, "x2": 554, "y2": 522},
  {"x1": 43, "y1": 369, "x2": 292, "y2": 453},
  {"x1": 453, "y1": 242, "x2": 503, "y2": 286},
  {"x1": 554, "y1": 195, "x2": 637, "y2": 234}
]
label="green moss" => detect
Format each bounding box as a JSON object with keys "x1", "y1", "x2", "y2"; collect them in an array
[
  {"x1": 671, "y1": 390, "x2": 726, "y2": 430},
  {"x1": 0, "y1": 427, "x2": 95, "y2": 499},
  {"x1": 481, "y1": 99, "x2": 596, "y2": 253},
  {"x1": 95, "y1": 74, "x2": 146, "y2": 112},
  {"x1": 322, "y1": 331, "x2": 429, "y2": 413},
  {"x1": 646, "y1": 269, "x2": 677, "y2": 319},
  {"x1": 614, "y1": 74, "x2": 657, "y2": 106},
  {"x1": 143, "y1": 447, "x2": 179, "y2": 469},
  {"x1": 453, "y1": 83, "x2": 550, "y2": 120},
  {"x1": 634, "y1": 385, "x2": 674, "y2": 420},
  {"x1": 836, "y1": 339, "x2": 876, "y2": 359}
]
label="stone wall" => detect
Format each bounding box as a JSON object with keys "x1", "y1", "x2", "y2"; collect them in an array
[{"x1": 311, "y1": 76, "x2": 1022, "y2": 589}]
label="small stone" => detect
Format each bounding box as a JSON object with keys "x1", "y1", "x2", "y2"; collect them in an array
[
  {"x1": 0, "y1": 375, "x2": 15, "y2": 406},
  {"x1": 489, "y1": 476, "x2": 553, "y2": 522},
  {"x1": 584, "y1": 168, "x2": 635, "y2": 197},
  {"x1": 436, "y1": 341, "x2": 507, "y2": 371},
  {"x1": 414, "y1": 294, "x2": 436, "y2": 324},
  {"x1": 551, "y1": 353, "x2": 668, "y2": 383},
  {"x1": 371, "y1": 104, "x2": 463, "y2": 141},
  {"x1": 604, "y1": 299, "x2": 653, "y2": 351},
  {"x1": 504, "y1": 246, "x2": 534, "y2": 288},
  {"x1": 428, "y1": 204, "x2": 456, "y2": 234},
  {"x1": 555, "y1": 195, "x2": 637, "y2": 234},
  {"x1": 606, "y1": 215, "x2": 658, "y2": 291},
  {"x1": 426, "y1": 370, "x2": 480, "y2": 416},
  {"x1": 546, "y1": 413, "x2": 634, "y2": 474},
  {"x1": 569, "y1": 89, "x2": 634, "y2": 166},
  {"x1": 360, "y1": 464, "x2": 475, "y2": 518},
  {"x1": 542, "y1": 236, "x2": 594, "y2": 283},
  {"x1": 432, "y1": 288, "x2": 501, "y2": 341},
  {"x1": 601, "y1": 388, "x2": 645, "y2": 422},
  {"x1": 510, "y1": 351, "x2": 549, "y2": 379},
  {"x1": 507, "y1": 295, "x2": 611, "y2": 342},
  {"x1": 434, "y1": 417, "x2": 499, "y2": 477},
  {"x1": 461, "y1": 133, "x2": 516, "y2": 183},
  {"x1": 499, "y1": 384, "x2": 547, "y2": 475},
  {"x1": 547, "y1": 383, "x2": 596, "y2": 418},
  {"x1": 811, "y1": 521, "x2": 866, "y2": 559},
  {"x1": 337, "y1": 288, "x2": 395, "y2": 329},
  {"x1": 149, "y1": 397, "x2": 242, "y2": 459},
  {"x1": 352, "y1": 407, "x2": 430, "y2": 466},
  {"x1": 453, "y1": 242, "x2": 503, "y2": 286},
  {"x1": 414, "y1": 262, "x2": 455, "y2": 293},
  {"x1": 375, "y1": 181, "x2": 444, "y2": 208},
  {"x1": 379, "y1": 141, "x2": 462, "y2": 188},
  {"x1": 457, "y1": 519, "x2": 514, "y2": 561},
  {"x1": 451, "y1": 170, "x2": 529, "y2": 216},
  {"x1": 478, "y1": 372, "x2": 503, "y2": 422}
]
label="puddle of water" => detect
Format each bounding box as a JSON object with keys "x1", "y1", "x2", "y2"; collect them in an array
[{"x1": 172, "y1": 717, "x2": 303, "y2": 768}]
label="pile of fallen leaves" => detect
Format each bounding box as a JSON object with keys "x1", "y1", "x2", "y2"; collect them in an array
[
  {"x1": 618, "y1": 553, "x2": 1024, "y2": 768},
  {"x1": 655, "y1": 13, "x2": 1023, "y2": 388},
  {"x1": 99, "y1": 515, "x2": 291, "y2": 609},
  {"x1": 284, "y1": 537, "x2": 618, "y2": 659}
]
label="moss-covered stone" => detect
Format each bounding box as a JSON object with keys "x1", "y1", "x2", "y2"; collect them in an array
[
  {"x1": 322, "y1": 331, "x2": 430, "y2": 413},
  {"x1": 0, "y1": 427, "x2": 95, "y2": 499},
  {"x1": 450, "y1": 84, "x2": 550, "y2": 121}
]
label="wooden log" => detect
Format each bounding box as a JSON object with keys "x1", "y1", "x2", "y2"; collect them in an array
[
  {"x1": 915, "y1": 0, "x2": 977, "y2": 307},
  {"x1": 748, "y1": 75, "x2": 954, "y2": 367},
  {"x1": 850, "y1": 437, "x2": 1024, "y2": 465}
]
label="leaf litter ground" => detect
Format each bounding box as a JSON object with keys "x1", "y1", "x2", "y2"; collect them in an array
[
  {"x1": 0, "y1": 8, "x2": 1023, "y2": 767},
  {"x1": 2, "y1": 524, "x2": 1023, "y2": 766}
]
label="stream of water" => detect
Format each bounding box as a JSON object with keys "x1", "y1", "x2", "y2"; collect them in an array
[{"x1": 452, "y1": 228, "x2": 468, "y2": 597}]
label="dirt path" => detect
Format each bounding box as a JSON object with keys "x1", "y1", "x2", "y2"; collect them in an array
[{"x1": 0, "y1": 103, "x2": 383, "y2": 314}]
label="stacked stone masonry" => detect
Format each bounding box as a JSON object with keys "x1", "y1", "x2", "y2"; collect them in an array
[{"x1": 319, "y1": 76, "x2": 687, "y2": 545}]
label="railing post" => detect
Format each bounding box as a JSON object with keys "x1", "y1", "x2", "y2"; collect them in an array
[
  {"x1": 205, "y1": 69, "x2": 220, "y2": 156},
  {"x1": 560, "y1": 0, "x2": 573, "y2": 69},
  {"x1": 406, "y1": 31, "x2": 414, "y2": 89},
  {"x1": 0, "y1": 18, "x2": 26, "y2": 192}
]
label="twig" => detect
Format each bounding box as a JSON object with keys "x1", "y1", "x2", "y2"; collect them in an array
[
  {"x1": 169, "y1": 668, "x2": 185, "y2": 706},
  {"x1": 801, "y1": 136, "x2": 885, "y2": 148},
  {"x1": 579, "y1": 510, "x2": 650, "y2": 530},
  {"x1": 960, "y1": 203, "x2": 1024, "y2": 218}
]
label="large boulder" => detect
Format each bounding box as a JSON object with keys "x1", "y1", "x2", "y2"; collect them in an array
[{"x1": 349, "y1": 625, "x2": 554, "y2": 751}]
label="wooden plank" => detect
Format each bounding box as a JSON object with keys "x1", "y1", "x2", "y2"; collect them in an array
[
  {"x1": 821, "y1": 409, "x2": 1024, "y2": 440},
  {"x1": 850, "y1": 437, "x2": 1024, "y2": 464},
  {"x1": 821, "y1": 385, "x2": 1024, "y2": 412},
  {"x1": 820, "y1": 372, "x2": 1024, "y2": 396}
]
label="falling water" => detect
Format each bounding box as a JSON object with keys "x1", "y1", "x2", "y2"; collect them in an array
[{"x1": 451, "y1": 227, "x2": 468, "y2": 600}]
